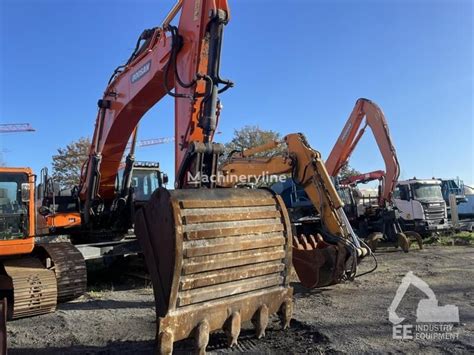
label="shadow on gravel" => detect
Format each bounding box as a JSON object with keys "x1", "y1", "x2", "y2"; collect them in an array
[
  {"x1": 58, "y1": 299, "x2": 155, "y2": 311},
  {"x1": 9, "y1": 320, "x2": 333, "y2": 355},
  {"x1": 174, "y1": 318, "x2": 333, "y2": 354},
  {"x1": 9, "y1": 340, "x2": 155, "y2": 355},
  {"x1": 291, "y1": 282, "x2": 331, "y2": 298}
]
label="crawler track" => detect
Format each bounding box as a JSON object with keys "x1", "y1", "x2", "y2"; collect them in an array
[
  {"x1": 37, "y1": 242, "x2": 87, "y2": 302},
  {"x1": 3, "y1": 257, "x2": 57, "y2": 319}
]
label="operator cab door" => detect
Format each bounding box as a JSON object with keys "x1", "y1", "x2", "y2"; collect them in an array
[{"x1": 393, "y1": 184, "x2": 413, "y2": 220}]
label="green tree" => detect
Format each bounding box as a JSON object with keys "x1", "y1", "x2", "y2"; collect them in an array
[
  {"x1": 52, "y1": 137, "x2": 90, "y2": 189},
  {"x1": 221, "y1": 125, "x2": 283, "y2": 161},
  {"x1": 220, "y1": 126, "x2": 285, "y2": 187},
  {"x1": 338, "y1": 163, "x2": 361, "y2": 180}
]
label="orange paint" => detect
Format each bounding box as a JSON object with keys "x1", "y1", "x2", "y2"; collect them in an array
[{"x1": 0, "y1": 167, "x2": 35, "y2": 256}]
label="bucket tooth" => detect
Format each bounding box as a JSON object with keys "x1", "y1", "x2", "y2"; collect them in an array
[
  {"x1": 158, "y1": 330, "x2": 174, "y2": 355},
  {"x1": 252, "y1": 304, "x2": 269, "y2": 339},
  {"x1": 278, "y1": 299, "x2": 293, "y2": 329},
  {"x1": 195, "y1": 320, "x2": 210, "y2": 355},
  {"x1": 223, "y1": 311, "x2": 241, "y2": 347},
  {"x1": 135, "y1": 188, "x2": 293, "y2": 350}
]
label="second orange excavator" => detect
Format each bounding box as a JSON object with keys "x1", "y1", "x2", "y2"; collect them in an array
[{"x1": 326, "y1": 98, "x2": 422, "y2": 251}]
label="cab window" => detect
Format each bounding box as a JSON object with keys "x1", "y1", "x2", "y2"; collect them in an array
[{"x1": 394, "y1": 185, "x2": 410, "y2": 201}]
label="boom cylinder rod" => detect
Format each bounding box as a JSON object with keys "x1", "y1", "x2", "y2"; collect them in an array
[
  {"x1": 162, "y1": 0, "x2": 184, "y2": 28},
  {"x1": 200, "y1": 10, "x2": 227, "y2": 140},
  {"x1": 121, "y1": 126, "x2": 138, "y2": 199}
]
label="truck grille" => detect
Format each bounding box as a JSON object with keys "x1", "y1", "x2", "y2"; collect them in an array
[{"x1": 424, "y1": 204, "x2": 445, "y2": 223}]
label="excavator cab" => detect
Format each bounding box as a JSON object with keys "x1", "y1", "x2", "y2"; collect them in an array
[
  {"x1": 116, "y1": 161, "x2": 167, "y2": 204},
  {"x1": 0, "y1": 168, "x2": 35, "y2": 254},
  {"x1": 0, "y1": 168, "x2": 86, "y2": 321}
]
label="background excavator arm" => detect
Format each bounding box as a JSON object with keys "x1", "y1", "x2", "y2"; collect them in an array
[{"x1": 325, "y1": 98, "x2": 400, "y2": 205}]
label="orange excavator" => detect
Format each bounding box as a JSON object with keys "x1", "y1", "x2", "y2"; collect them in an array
[
  {"x1": 35, "y1": 1, "x2": 298, "y2": 353},
  {"x1": 0, "y1": 167, "x2": 86, "y2": 320},
  {"x1": 325, "y1": 98, "x2": 422, "y2": 251}
]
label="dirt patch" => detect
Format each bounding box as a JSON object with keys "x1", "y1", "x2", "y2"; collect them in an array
[{"x1": 7, "y1": 246, "x2": 474, "y2": 354}]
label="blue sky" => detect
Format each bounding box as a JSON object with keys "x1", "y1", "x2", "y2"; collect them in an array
[{"x1": 0, "y1": 0, "x2": 472, "y2": 186}]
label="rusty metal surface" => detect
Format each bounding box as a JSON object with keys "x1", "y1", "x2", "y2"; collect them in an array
[
  {"x1": 135, "y1": 187, "x2": 293, "y2": 354},
  {"x1": 3, "y1": 257, "x2": 57, "y2": 319},
  {"x1": 292, "y1": 235, "x2": 348, "y2": 288}
]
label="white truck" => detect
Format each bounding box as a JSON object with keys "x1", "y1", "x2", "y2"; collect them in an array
[{"x1": 393, "y1": 178, "x2": 450, "y2": 236}]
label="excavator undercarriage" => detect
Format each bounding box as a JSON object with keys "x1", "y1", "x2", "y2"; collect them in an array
[{"x1": 0, "y1": 242, "x2": 86, "y2": 319}]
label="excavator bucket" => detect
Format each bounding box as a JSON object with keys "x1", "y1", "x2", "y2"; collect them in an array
[
  {"x1": 292, "y1": 235, "x2": 349, "y2": 288},
  {"x1": 135, "y1": 187, "x2": 293, "y2": 354}
]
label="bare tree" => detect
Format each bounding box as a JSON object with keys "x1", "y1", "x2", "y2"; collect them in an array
[{"x1": 52, "y1": 137, "x2": 90, "y2": 189}]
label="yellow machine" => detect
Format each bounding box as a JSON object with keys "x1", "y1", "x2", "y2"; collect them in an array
[{"x1": 220, "y1": 133, "x2": 371, "y2": 288}]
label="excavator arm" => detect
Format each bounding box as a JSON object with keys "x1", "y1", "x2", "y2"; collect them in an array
[
  {"x1": 325, "y1": 99, "x2": 423, "y2": 251},
  {"x1": 326, "y1": 98, "x2": 400, "y2": 205},
  {"x1": 221, "y1": 134, "x2": 351, "y2": 239},
  {"x1": 220, "y1": 133, "x2": 369, "y2": 287}
]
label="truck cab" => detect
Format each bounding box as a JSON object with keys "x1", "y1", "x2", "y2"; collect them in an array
[{"x1": 393, "y1": 179, "x2": 449, "y2": 235}]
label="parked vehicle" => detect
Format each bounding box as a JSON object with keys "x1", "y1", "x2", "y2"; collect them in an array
[{"x1": 393, "y1": 179, "x2": 449, "y2": 236}]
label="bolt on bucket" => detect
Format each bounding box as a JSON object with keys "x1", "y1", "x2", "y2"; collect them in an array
[{"x1": 135, "y1": 187, "x2": 293, "y2": 354}]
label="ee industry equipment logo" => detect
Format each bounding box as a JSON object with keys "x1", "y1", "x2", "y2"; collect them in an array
[{"x1": 388, "y1": 271, "x2": 460, "y2": 340}]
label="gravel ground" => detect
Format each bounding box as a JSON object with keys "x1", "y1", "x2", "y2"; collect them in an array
[{"x1": 7, "y1": 245, "x2": 474, "y2": 354}]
